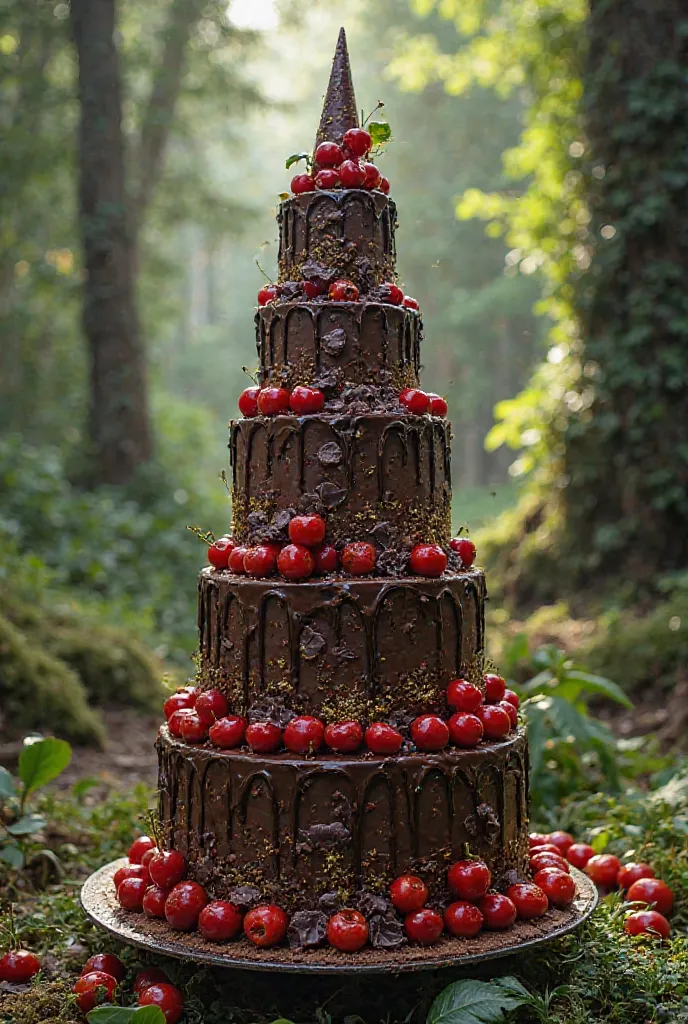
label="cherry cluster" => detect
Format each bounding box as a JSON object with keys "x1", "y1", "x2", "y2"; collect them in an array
[
  {"x1": 208, "y1": 521, "x2": 456, "y2": 582},
  {"x1": 238, "y1": 383, "x2": 324, "y2": 417},
  {"x1": 72, "y1": 951, "x2": 183, "y2": 1023},
  {"x1": 530, "y1": 831, "x2": 675, "y2": 939},
  {"x1": 161, "y1": 671, "x2": 519, "y2": 753},
  {"x1": 290, "y1": 128, "x2": 390, "y2": 197},
  {"x1": 399, "y1": 387, "x2": 447, "y2": 417},
  {"x1": 257, "y1": 278, "x2": 420, "y2": 308}
]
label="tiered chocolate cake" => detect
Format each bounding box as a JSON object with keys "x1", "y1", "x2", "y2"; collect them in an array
[{"x1": 156, "y1": 30, "x2": 530, "y2": 950}]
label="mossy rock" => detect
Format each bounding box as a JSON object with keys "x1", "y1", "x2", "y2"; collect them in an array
[{"x1": 0, "y1": 612, "x2": 105, "y2": 746}]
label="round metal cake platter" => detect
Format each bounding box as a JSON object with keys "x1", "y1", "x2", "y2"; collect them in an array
[{"x1": 81, "y1": 859, "x2": 597, "y2": 975}]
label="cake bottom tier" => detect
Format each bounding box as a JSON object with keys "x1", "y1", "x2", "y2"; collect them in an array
[{"x1": 157, "y1": 726, "x2": 530, "y2": 913}]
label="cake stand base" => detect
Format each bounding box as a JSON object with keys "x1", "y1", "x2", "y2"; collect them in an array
[{"x1": 81, "y1": 859, "x2": 597, "y2": 975}]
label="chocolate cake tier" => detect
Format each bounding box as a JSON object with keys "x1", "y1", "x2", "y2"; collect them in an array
[
  {"x1": 197, "y1": 570, "x2": 485, "y2": 720},
  {"x1": 230, "y1": 413, "x2": 451, "y2": 548},
  {"x1": 157, "y1": 726, "x2": 529, "y2": 914},
  {"x1": 256, "y1": 301, "x2": 421, "y2": 390},
  {"x1": 278, "y1": 190, "x2": 397, "y2": 291}
]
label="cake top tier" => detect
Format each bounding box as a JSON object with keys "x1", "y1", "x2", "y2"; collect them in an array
[{"x1": 314, "y1": 27, "x2": 360, "y2": 151}]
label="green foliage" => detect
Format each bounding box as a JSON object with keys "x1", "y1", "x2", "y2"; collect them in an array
[
  {"x1": 426, "y1": 977, "x2": 530, "y2": 1024},
  {"x1": 0, "y1": 737, "x2": 71, "y2": 870},
  {"x1": 88, "y1": 1008, "x2": 166, "y2": 1024}
]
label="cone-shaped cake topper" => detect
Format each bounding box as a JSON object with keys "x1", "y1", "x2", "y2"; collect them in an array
[{"x1": 314, "y1": 27, "x2": 360, "y2": 151}]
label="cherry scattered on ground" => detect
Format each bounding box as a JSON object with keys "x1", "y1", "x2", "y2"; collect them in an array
[
  {"x1": 81, "y1": 953, "x2": 126, "y2": 982},
  {"x1": 73, "y1": 971, "x2": 118, "y2": 1012},
  {"x1": 617, "y1": 862, "x2": 655, "y2": 889},
  {"x1": 138, "y1": 982, "x2": 185, "y2": 1024},
  {"x1": 585, "y1": 854, "x2": 622, "y2": 888},
  {"x1": 624, "y1": 910, "x2": 671, "y2": 940},
  {"x1": 625, "y1": 877, "x2": 674, "y2": 915},
  {"x1": 0, "y1": 950, "x2": 41, "y2": 983},
  {"x1": 133, "y1": 967, "x2": 171, "y2": 995}
]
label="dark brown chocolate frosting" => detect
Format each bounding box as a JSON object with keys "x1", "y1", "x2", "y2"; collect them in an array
[{"x1": 314, "y1": 27, "x2": 359, "y2": 151}]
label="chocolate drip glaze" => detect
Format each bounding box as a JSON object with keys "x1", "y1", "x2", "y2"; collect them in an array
[
  {"x1": 197, "y1": 570, "x2": 485, "y2": 721},
  {"x1": 230, "y1": 413, "x2": 451, "y2": 548},
  {"x1": 256, "y1": 301, "x2": 422, "y2": 390},
  {"x1": 157, "y1": 727, "x2": 530, "y2": 913},
  {"x1": 278, "y1": 192, "x2": 397, "y2": 290}
]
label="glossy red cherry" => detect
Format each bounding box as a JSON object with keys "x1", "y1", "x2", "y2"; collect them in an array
[
  {"x1": 244, "y1": 904, "x2": 289, "y2": 947},
  {"x1": 73, "y1": 971, "x2": 117, "y2": 1012},
  {"x1": 113, "y1": 863, "x2": 149, "y2": 890},
  {"x1": 399, "y1": 388, "x2": 430, "y2": 415},
  {"x1": 484, "y1": 673, "x2": 506, "y2": 703},
  {"x1": 277, "y1": 543, "x2": 314, "y2": 580},
  {"x1": 149, "y1": 849, "x2": 187, "y2": 889},
  {"x1": 138, "y1": 982, "x2": 185, "y2": 1024},
  {"x1": 530, "y1": 852, "x2": 570, "y2": 874},
  {"x1": 624, "y1": 910, "x2": 670, "y2": 940},
  {"x1": 427, "y1": 393, "x2": 448, "y2": 416},
  {"x1": 141, "y1": 847, "x2": 157, "y2": 870},
  {"x1": 507, "y1": 883, "x2": 549, "y2": 919},
  {"x1": 180, "y1": 711, "x2": 208, "y2": 744},
  {"x1": 341, "y1": 541, "x2": 376, "y2": 575},
  {"x1": 314, "y1": 545, "x2": 339, "y2": 574},
  {"x1": 617, "y1": 862, "x2": 655, "y2": 890},
  {"x1": 547, "y1": 830, "x2": 574, "y2": 853},
  {"x1": 532, "y1": 843, "x2": 567, "y2": 857},
  {"x1": 329, "y1": 279, "x2": 359, "y2": 301},
  {"x1": 447, "y1": 859, "x2": 491, "y2": 900},
  {"x1": 390, "y1": 875, "x2": 428, "y2": 914},
  {"x1": 450, "y1": 536, "x2": 476, "y2": 567},
  {"x1": 339, "y1": 159, "x2": 367, "y2": 188},
  {"x1": 289, "y1": 385, "x2": 325, "y2": 415},
  {"x1": 257, "y1": 386, "x2": 290, "y2": 415},
  {"x1": 479, "y1": 893, "x2": 517, "y2": 930},
  {"x1": 0, "y1": 950, "x2": 41, "y2": 983},
  {"x1": 291, "y1": 173, "x2": 316, "y2": 194},
  {"x1": 238, "y1": 386, "x2": 260, "y2": 417},
  {"x1": 164, "y1": 689, "x2": 197, "y2": 719},
  {"x1": 133, "y1": 967, "x2": 170, "y2": 995},
  {"x1": 626, "y1": 878, "x2": 674, "y2": 915},
  {"x1": 503, "y1": 689, "x2": 520, "y2": 711},
  {"x1": 380, "y1": 282, "x2": 404, "y2": 305},
  {"x1": 529, "y1": 832, "x2": 552, "y2": 848},
  {"x1": 195, "y1": 689, "x2": 229, "y2": 725},
  {"x1": 362, "y1": 162, "x2": 382, "y2": 189},
  {"x1": 404, "y1": 908, "x2": 444, "y2": 945},
  {"x1": 379, "y1": 176, "x2": 390, "y2": 194},
  {"x1": 585, "y1": 854, "x2": 621, "y2": 888},
  {"x1": 533, "y1": 867, "x2": 576, "y2": 907},
  {"x1": 209, "y1": 715, "x2": 247, "y2": 749},
  {"x1": 365, "y1": 722, "x2": 403, "y2": 755},
  {"x1": 343, "y1": 127, "x2": 372, "y2": 157},
  {"x1": 410, "y1": 714, "x2": 449, "y2": 751},
  {"x1": 117, "y1": 876, "x2": 148, "y2": 911},
  {"x1": 228, "y1": 545, "x2": 249, "y2": 574},
  {"x1": 289, "y1": 514, "x2": 326, "y2": 547},
  {"x1": 128, "y1": 836, "x2": 156, "y2": 865},
  {"x1": 448, "y1": 712, "x2": 484, "y2": 748},
  {"x1": 168, "y1": 708, "x2": 195, "y2": 738},
  {"x1": 327, "y1": 909, "x2": 369, "y2": 952},
  {"x1": 198, "y1": 900, "x2": 243, "y2": 942},
  {"x1": 499, "y1": 700, "x2": 518, "y2": 728},
  {"x1": 258, "y1": 285, "x2": 279, "y2": 306},
  {"x1": 245, "y1": 720, "x2": 282, "y2": 753},
  {"x1": 81, "y1": 953, "x2": 125, "y2": 982},
  {"x1": 303, "y1": 279, "x2": 325, "y2": 299},
  {"x1": 446, "y1": 679, "x2": 483, "y2": 712},
  {"x1": 324, "y1": 720, "x2": 363, "y2": 753},
  {"x1": 165, "y1": 880, "x2": 208, "y2": 931},
  {"x1": 143, "y1": 884, "x2": 170, "y2": 919},
  {"x1": 402, "y1": 295, "x2": 419, "y2": 309},
  {"x1": 315, "y1": 168, "x2": 340, "y2": 189},
  {"x1": 244, "y1": 544, "x2": 279, "y2": 577},
  {"x1": 566, "y1": 843, "x2": 595, "y2": 869},
  {"x1": 284, "y1": 716, "x2": 325, "y2": 754},
  {"x1": 444, "y1": 901, "x2": 484, "y2": 938},
  {"x1": 476, "y1": 704, "x2": 511, "y2": 740},
  {"x1": 409, "y1": 543, "x2": 447, "y2": 578},
  {"x1": 315, "y1": 141, "x2": 343, "y2": 167}
]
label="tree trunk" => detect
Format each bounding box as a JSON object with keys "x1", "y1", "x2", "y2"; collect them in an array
[{"x1": 70, "y1": 0, "x2": 152, "y2": 485}]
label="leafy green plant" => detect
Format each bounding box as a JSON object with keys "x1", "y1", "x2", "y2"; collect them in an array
[
  {"x1": 0, "y1": 736, "x2": 71, "y2": 869},
  {"x1": 88, "y1": 1007, "x2": 166, "y2": 1024},
  {"x1": 426, "y1": 976, "x2": 573, "y2": 1024}
]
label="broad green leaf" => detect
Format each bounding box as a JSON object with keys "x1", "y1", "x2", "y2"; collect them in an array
[
  {"x1": 7, "y1": 813, "x2": 46, "y2": 836},
  {"x1": 18, "y1": 737, "x2": 71, "y2": 796},
  {"x1": 520, "y1": 669, "x2": 556, "y2": 694},
  {"x1": 87, "y1": 1008, "x2": 147, "y2": 1024},
  {"x1": 285, "y1": 152, "x2": 309, "y2": 170},
  {"x1": 133, "y1": 1008, "x2": 168, "y2": 1024},
  {"x1": 563, "y1": 670, "x2": 633, "y2": 708},
  {"x1": 0, "y1": 767, "x2": 17, "y2": 799},
  {"x1": 0, "y1": 843, "x2": 25, "y2": 869},
  {"x1": 427, "y1": 976, "x2": 530, "y2": 1024},
  {"x1": 368, "y1": 120, "x2": 392, "y2": 144}
]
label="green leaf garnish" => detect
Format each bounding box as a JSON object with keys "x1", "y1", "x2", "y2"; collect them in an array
[
  {"x1": 285, "y1": 152, "x2": 309, "y2": 170},
  {"x1": 368, "y1": 121, "x2": 392, "y2": 145}
]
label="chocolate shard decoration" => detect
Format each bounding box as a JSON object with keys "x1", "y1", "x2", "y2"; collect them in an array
[{"x1": 314, "y1": 27, "x2": 360, "y2": 150}]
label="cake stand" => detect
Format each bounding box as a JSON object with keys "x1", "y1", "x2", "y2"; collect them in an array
[{"x1": 81, "y1": 859, "x2": 597, "y2": 975}]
